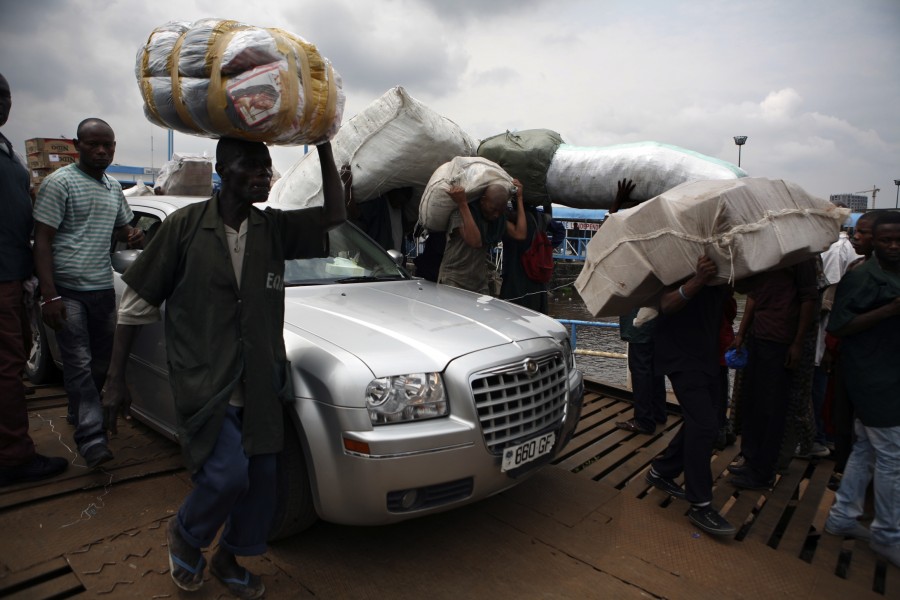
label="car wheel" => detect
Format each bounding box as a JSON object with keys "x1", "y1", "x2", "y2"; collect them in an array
[
  {"x1": 268, "y1": 414, "x2": 318, "y2": 541},
  {"x1": 25, "y1": 310, "x2": 60, "y2": 384}
]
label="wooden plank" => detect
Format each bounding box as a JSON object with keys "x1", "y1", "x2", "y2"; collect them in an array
[
  {"x1": 0, "y1": 557, "x2": 72, "y2": 594},
  {"x1": 574, "y1": 397, "x2": 630, "y2": 435},
  {"x1": 578, "y1": 429, "x2": 655, "y2": 480},
  {"x1": 4, "y1": 573, "x2": 84, "y2": 599},
  {"x1": 603, "y1": 423, "x2": 681, "y2": 490},
  {"x1": 780, "y1": 461, "x2": 834, "y2": 556},
  {"x1": 556, "y1": 417, "x2": 633, "y2": 471},
  {"x1": 842, "y1": 538, "x2": 878, "y2": 591},
  {"x1": 744, "y1": 463, "x2": 807, "y2": 545}
]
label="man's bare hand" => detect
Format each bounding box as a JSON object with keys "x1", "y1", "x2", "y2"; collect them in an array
[
  {"x1": 512, "y1": 178, "x2": 524, "y2": 200},
  {"x1": 102, "y1": 376, "x2": 131, "y2": 435},
  {"x1": 448, "y1": 185, "x2": 468, "y2": 206},
  {"x1": 41, "y1": 300, "x2": 66, "y2": 331},
  {"x1": 694, "y1": 255, "x2": 718, "y2": 285},
  {"x1": 127, "y1": 227, "x2": 145, "y2": 249},
  {"x1": 616, "y1": 178, "x2": 636, "y2": 202}
]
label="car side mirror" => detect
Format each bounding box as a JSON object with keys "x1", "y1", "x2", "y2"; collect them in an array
[
  {"x1": 111, "y1": 249, "x2": 142, "y2": 274},
  {"x1": 387, "y1": 249, "x2": 404, "y2": 267}
]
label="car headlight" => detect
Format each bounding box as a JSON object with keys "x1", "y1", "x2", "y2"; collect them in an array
[
  {"x1": 365, "y1": 372, "x2": 448, "y2": 425},
  {"x1": 562, "y1": 338, "x2": 576, "y2": 371}
]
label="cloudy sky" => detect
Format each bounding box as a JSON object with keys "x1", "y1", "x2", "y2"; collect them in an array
[{"x1": 2, "y1": 0, "x2": 898, "y2": 208}]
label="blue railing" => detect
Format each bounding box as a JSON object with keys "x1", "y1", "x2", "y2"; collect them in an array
[{"x1": 556, "y1": 318, "x2": 626, "y2": 359}]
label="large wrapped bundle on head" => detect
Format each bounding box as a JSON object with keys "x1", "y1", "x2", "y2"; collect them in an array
[
  {"x1": 135, "y1": 18, "x2": 344, "y2": 145},
  {"x1": 476, "y1": 129, "x2": 563, "y2": 206},
  {"x1": 419, "y1": 156, "x2": 516, "y2": 232},
  {"x1": 268, "y1": 86, "x2": 477, "y2": 209},
  {"x1": 546, "y1": 142, "x2": 747, "y2": 208},
  {"x1": 574, "y1": 177, "x2": 849, "y2": 317}
]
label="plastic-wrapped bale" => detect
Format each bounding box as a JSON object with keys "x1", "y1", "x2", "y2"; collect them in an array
[
  {"x1": 574, "y1": 177, "x2": 849, "y2": 317},
  {"x1": 546, "y1": 141, "x2": 747, "y2": 209},
  {"x1": 476, "y1": 129, "x2": 563, "y2": 206},
  {"x1": 135, "y1": 18, "x2": 344, "y2": 145},
  {"x1": 419, "y1": 157, "x2": 516, "y2": 232},
  {"x1": 155, "y1": 153, "x2": 213, "y2": 196},
  {"x1": 268, "y1": 86, "x2": 477, "y2": 209}
]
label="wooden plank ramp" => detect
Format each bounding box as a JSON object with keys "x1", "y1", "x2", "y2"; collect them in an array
[{"x1": 554, "y1": 382, "x2": 897, "y2": 597}]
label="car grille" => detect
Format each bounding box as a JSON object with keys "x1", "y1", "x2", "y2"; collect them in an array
[{"x1": 472, "y1": 352, "x2": 567, "y2": 455}]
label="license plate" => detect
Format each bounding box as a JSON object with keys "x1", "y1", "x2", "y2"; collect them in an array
[{"x1": 501, "y1": 431, "x2": 556, "y2": 472}]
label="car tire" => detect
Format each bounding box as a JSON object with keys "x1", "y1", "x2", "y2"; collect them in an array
[
  {"x1": 25, "y1": 310, "x2": 60, "y2": 385},
  {"x1": 268, "y1": 413, "x2": 318, "y2": 541}
]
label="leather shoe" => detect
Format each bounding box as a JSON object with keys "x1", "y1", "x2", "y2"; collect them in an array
[
  {"x1": 615, "y1": 418, "x2": 654, "y2": 435},
  {"x1": 83, "y1": 444, "x2": 114, "y2": 469}
]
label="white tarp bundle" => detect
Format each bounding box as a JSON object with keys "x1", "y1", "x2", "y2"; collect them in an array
[
  {"x1": 575, "y1": 177, "x2": 849, "y2": 317},
  {"x1": 546, "y1": 142, "x2": 747, "y2": 209},
  {"x1": 135, "y1": 19, "x2": 344, "y2": 145},
  {"x1": 418, "y1": 156, "x2": 516, "y2": 232},
  {"x1": 268, "y1": 86, "x2": 477, "y2": 209}
]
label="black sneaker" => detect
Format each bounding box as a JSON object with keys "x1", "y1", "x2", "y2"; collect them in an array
[
  {"x1": 726, "y1": 463, "x2": 751, "y2": 476},
  {"x1": 645, "y1": 468, "x2": 686, "y2": 499},
  {"x1": 83, "y1": 444, "x2": 114, "y2": 469},
  {"x1": 0, "y1": 454, "x2": 69, "y2": 487},
  {"x1": 688, "y1": 505, "x2": 736, "y2": 536}
]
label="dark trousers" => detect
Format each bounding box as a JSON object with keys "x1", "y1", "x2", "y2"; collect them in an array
[
  {"x1": 0, "y1": 280, "x2": 36, "y2": 467},
  {"x1": 651, "y1": 370, "x2": 720, "y2": 505},
  {"x1": 628, "y1": 341, "x2": 667, "y2": 430},
  {"x1": 176, "y1": 406, "x2": 277, "y2": 556},
  {"x1": 740, "y1": 337, "x2": 791, "y2": 481}
]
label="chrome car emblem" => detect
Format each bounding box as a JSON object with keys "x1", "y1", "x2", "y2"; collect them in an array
[{"x1": 524, "y1": 359, "x2": 539, "y2": 377}]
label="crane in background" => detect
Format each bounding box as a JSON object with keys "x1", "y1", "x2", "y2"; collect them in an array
[{"x1": 853, "y1": 186, "x2": 880, "y2": 209}]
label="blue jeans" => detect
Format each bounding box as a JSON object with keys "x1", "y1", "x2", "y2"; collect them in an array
[
  {"x1": 826, "y1": 419, "x2": 900, "y2": 547},
  {"x1": 54, "y1": 287, "x2": 115, "y2": 456},
  {"x1": 175, "y1": 406, "x2": 277, "y2": 556}
]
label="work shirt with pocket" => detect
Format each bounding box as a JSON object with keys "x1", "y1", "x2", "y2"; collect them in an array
[{"x1": 122, "y1": 194, "x2": 327, "y2": 472}]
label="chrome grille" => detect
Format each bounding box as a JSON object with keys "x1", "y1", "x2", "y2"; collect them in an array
[{"x1": 471, "y1": 352, "x2": 567, "y2": 455}]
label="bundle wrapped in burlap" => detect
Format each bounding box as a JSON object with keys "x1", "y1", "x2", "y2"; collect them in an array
[
  {"x1": 575, "y1": 177, "x2": 849, "y2": 317},
  {"x1": 135, "y1": 19, "x2": 344, "y2": 145},
  {"x1": 419, "y1": 157, "x2": 516, "y2": 232}
]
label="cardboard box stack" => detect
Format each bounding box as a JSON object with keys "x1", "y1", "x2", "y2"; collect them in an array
[{"x1": 25, "y1": 138, "x2": 78, "y2": 188}]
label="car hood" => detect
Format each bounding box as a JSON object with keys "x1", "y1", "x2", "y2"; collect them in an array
[{"x1": 283, "y1": 280, "x2": 563, "y2": 375}]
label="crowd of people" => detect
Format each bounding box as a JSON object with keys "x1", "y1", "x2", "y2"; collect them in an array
[{"x1": 1, "y1": 61, "x2": 898, "y2": 599}]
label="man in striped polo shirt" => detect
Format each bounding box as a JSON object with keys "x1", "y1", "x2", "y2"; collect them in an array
[{"x1": 32, "y1": 118, "x2": 143, "y2": 468}]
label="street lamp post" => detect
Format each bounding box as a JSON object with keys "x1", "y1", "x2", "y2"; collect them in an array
[
  {"x1": 733, "y1": 136, "x2": 748, "y2": 168},
  {"x1": 895, "y1": 179, "x2": 900, "y2": 209}
]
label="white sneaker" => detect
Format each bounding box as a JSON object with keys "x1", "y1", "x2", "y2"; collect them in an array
[
  {"x1": 870, "y1": 541, "x2": 900, "y2": 568},
  {"x1": 809, "y1": 442, "x2": 831, "y2": 458},
  {"x1": 824, "y1": 521, "x2": 871, "y2": 541}
]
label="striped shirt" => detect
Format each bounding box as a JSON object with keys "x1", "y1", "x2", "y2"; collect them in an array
[{"x1": 33, "y1": 164, "x2": 133, "y2": 290}]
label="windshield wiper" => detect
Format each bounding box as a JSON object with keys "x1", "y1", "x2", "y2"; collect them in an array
[{"x1": 335, "y1": 274, "x2": 405, "y2": 284}]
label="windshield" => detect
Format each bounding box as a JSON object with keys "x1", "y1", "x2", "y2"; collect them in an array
[{"x1": 284, "y1": 222, "x2": 411, "y2": 286}]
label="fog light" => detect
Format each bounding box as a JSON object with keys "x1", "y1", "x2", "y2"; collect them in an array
[{"x1": 400, "y1": 489, "x2": 419, "y2": 510}]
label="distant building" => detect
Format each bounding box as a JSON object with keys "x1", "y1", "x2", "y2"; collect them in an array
[{"x1": 830, "y1": 194, "x2": 868, "y2": 212}]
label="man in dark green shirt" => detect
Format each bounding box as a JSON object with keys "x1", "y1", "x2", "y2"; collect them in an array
[
  {"x1": 103, "y1": 138, "x2": 345, "y2": 597},
  {"x1": 824, "y1": 211, "x2": 900, "y2": 567}
]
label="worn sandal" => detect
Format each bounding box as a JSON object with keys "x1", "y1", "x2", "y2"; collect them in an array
[
  {"x1": 210, "y1": 563, "x2": 265, "y2": 600},
  {"x1": 166, "y1": 519, "x2": 206, "y2": 592}
]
